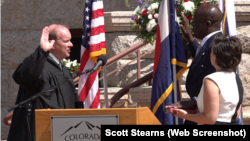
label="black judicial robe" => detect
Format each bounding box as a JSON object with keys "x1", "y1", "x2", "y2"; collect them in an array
[{"x1": 7, "y1": 46, "x2": 79, "y2": 141}]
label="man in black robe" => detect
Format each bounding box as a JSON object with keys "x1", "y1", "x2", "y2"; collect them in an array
[{"x1": 7, "y1": 24, "x2": 79, "y2": 141}]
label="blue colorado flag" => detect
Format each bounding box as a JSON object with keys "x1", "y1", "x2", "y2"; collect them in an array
[{"x1": 151, "y1": 0, "x2": 187, "y2": 125}]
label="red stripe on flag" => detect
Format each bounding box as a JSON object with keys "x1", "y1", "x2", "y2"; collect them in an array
[
  {"x1": 79, "y1": 49, "x2": 90, "y2": 71},
  {"x1": 153, "y1": 24, "x2": 161, "y2": 78},
  {"x1": 89, "y1": 90, "x2": 100, "y2": 108},
  {"x1": 92, "y1": 9, "x2": 104, "y2": 19},
  {"x1": 78, "y1": 71, "x2": 98, "y2": 102},
  {"x1": 89, "y1": 42, "x2": 106, "y2": 52},
  {"x1": 90, "y1": 25, "x2": 105, "y2": 36}
]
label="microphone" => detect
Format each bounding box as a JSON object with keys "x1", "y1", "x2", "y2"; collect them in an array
[
  {"x1": 89, "y1": 55, "x2": 107, "y2": 74},
  {"x1": 74, "y1": 55, "x2": 107, "y2": 78}
]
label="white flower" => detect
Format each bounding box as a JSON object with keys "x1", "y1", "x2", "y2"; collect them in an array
[
  {"x1": 72, "y1": 60, "x2": 77, "y2": 66},
  {"x1": 147, "y1": 5, "x2": 153, "y2": 12},
  {"x1": 154, "y1": 13, "x2": 159, "y2": 19},
  {"x1": 132, "y1": 6, "x2": 140, "y2": 16},
  {"x1": 135, "y1": 6, "x2": 140, "y2": 13},
  {"x1": 65, "y1": 62, "x2": 71, "y2": 68},
  {"x1": 146, "y1": 19, "x2": 157, "y2": 32},
  {"x1": 147, "y1": 2, "x2": 159, "y2": 14},
  {"x1": 151, "y1": 3, "x2": 159, "y2": 9},
  {"x1": 148, "y1": 14, "x2": 152, "y2": 20},
  {"x1": 177, "y1": 16, "x2": 180, "y2": 24},
  {"x1": 132, "y1": 11, "x2": 137, "y2": 16},
  {"x1": 182, "y1": 1, "x2": 195, "y2": 13}
]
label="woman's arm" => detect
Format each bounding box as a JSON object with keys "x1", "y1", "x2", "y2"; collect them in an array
[
  {"x1": 171, "y1": 78, "x2": 220, "y2": 124},
  {"x1": 236, "y1": 105, "x2": 242, "y2": 121}
]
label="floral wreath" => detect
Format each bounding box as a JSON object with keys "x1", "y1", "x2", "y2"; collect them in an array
[{"x1": 126, "y1": 0, "x2": 218, "y2": 44}]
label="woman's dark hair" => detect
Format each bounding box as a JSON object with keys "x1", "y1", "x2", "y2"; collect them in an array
[{"x1": 213, "y1": 34, "x2": 242, "y2": 70}]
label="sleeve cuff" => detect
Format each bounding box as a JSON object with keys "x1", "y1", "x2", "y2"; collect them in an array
[
  {"x1": 193, "y1": 96, "x2": 198, "y2": 101},
  {"x1": 39, "y1": 46, "x2": 50, "y2": 57},
  {"x1": 187, "y1": 40, "x2": 199, "y2": 50}
]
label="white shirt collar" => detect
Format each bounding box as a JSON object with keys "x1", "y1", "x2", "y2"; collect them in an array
[
  {"x1": 200, "y1": 30, "x2": 221, "y2": 47},
  {"x1": 49, "y1": 53, "x2": 60, "y2": 65}
]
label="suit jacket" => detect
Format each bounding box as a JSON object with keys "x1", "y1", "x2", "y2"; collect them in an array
[
  {"x1": 186, "y1": 32, "x2": 222, "y2": 99},
  {"x1": 8, "y1": 46, "x2": 79, "y2": 141}
]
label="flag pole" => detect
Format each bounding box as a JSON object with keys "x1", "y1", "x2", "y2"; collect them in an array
[
  {"x1": 172, "y1": 63, "x2": 178, "y2": 125},
  {"x1": 102, "y1": 65, "x2": 109, "y2": 108},
  {"x1": 172, "y1": 0, "x2": 178, "y2": 125}
]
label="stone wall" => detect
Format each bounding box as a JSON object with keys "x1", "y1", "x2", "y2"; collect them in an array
[
  {"x1": 105, "y1": 33, "x2": 155, "y2": 87},
  {"x1": 235, "y1": 1, "x2": 250, "y2": 107}
]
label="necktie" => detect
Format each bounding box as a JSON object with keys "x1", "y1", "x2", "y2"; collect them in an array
[
  {"x1": 195, "y1": 44, "x2": 202, "y2": 57},
  {"x1": 59, "y1": 62, "x2": 63, "y2": 70}
]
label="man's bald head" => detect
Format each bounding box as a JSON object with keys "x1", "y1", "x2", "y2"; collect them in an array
[
  {"x1": 195, "y1": 4, "x2": 222, "y2": 25},
  {"x1": 192, "y1": 4, "x2": 222, "y2": 39},
  {"x1": 48, "y1": 24, "x2": 73, "y2": 61},
  {"x1": 48, "y1": 24, "x2": 69, "y2": 41}
]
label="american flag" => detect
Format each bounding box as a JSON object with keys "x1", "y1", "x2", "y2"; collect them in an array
[{"x1": 78, "y1": 0, "x2": 106, "y2": 108}]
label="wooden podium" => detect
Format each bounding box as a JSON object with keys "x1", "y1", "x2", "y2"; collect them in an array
[{"x1": 35, "y1": 107, "x2": 161, "y2": 141}]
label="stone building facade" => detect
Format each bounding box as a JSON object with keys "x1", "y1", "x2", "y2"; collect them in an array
[{"x1": 1, "y1": 0, "x2": 250, "y2": 139}]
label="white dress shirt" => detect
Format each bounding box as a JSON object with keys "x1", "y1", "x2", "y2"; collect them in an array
[{"x1": 197, "y1": 30, "x2": 221, "y2": 53}]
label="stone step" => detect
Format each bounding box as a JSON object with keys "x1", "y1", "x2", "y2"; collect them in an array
[
  {"x1": 127, "y1": 85, "x2": 190, "y2": 108},
  {"x1": 99, "y1": 87, "x2": 132, "y2": 108},
  {"x1": 98, "y1": 85, "x2": 191, "y2": 108}
]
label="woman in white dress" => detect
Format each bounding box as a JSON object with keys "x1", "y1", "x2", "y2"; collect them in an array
[{"x1": 166, "y1": 34, "x2": 243, "y2": 125}]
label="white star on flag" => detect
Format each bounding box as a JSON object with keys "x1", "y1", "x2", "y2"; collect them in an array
[
  {"x1": 86, "y1": 24, "x2": 90, "y2": 28},
  {"x1": 85, "y1": 7, "x2": 89, "y2": 12},
  {"x1": 86, "y1": 16, "x2": 89, "y2": 20},
  {"x1": 86, "y1": 0, "x2": 89, "y2": 3},
  {"x1": 87, "y1": 33, "x2": 90, "y2": 36}
]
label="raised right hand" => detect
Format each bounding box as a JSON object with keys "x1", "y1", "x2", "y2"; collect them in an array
[
  {"x1": 180, "y1": 12, "x2": 194, "y2": 43},
  {"x1": 40, "y1": 27, "x2": 55, "y2": 51}
]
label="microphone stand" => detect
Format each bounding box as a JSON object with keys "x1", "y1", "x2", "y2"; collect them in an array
[{"x1": 7, "y1": 70, "x2": 90, "y2": 141}]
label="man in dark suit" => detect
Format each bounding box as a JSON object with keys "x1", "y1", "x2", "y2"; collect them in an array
[
  {"x1": 166, "y1": 4, "x2": 222, "y2": 124},
  {"x1": 7, "y1": 24, "x2": 79, "y2": 141}
]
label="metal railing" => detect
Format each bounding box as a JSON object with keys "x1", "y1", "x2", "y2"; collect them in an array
[{"x1": 99, "y1": 41, "x2": 155, "y2": 107}]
